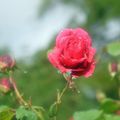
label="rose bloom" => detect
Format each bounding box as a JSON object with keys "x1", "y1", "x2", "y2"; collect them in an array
[
  {"x1": 0, "y1": 55, "x2": 16, "y2": 71},
  {"x1": 48, "y1": 28, "x2": 96, "y2": 78}
]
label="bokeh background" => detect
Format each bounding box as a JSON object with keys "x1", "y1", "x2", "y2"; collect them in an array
[{"x1": 0, "y1": 0, "x2": 120, "y2": 120}]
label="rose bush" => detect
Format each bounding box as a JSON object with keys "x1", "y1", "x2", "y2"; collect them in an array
[{"x1": 48, "y1": 28, "x2": 96, "y2": 78}]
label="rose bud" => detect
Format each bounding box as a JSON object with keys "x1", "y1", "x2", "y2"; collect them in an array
[
  {"x1": 108, "y1": 62, "x2": 118, "y2": 77},
  {"x1": 96, "y1": 90, "x2": 106, "y2": 102},
  {"x1": 0, "y1": 55, "x2": 16, "y2": 72},
  {"x1": 48, "y1": 28, "x2": 96, "y2": 79},
  {"x1": 0, "y1": 78, "x2": 11, "y2": 93}
]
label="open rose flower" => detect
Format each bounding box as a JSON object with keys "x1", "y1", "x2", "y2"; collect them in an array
[{"x1": 48, "y1": 28, "x2": 96, "y2": 78}]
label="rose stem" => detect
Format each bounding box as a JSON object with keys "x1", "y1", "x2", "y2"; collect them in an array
[
  {"x1": 9, "y1": 71, "x2": 45, "y2": 120},
  {"x1": 9, "y1": 71, "x2": 27, "y2": 106},
  {"x1": 57, "y1": 82, "x2": 69, "y2": 103},
  {"x1": 53, "y1": 81, "x2": 69, "y2": 120}
]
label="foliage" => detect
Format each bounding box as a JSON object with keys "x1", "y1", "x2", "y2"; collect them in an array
[
  {"x1": 0, "y1": 0, "x2": 120, "y2": 119},
  {"x1": 73, "y1": 109, "x2": 120, "y2": 120},
  {"x1": 106, "y1": 41, "x2": 120, "y2": 56}
]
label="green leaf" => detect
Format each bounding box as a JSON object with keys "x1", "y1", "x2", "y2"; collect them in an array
[
  {"x1": 104, "y1": 114, "x2": 120, "y2": 120},
  {"x1": 106, "y1": 41, "x2": 120, "y2": 56},
  {"x1": 49, "y1": 103, "x2": 58, "y2": 118},
  {"x1": 100, "y1": 98, "x2": 120, "y2": 113},
  {"x1": 0, "y1": 105, "x2": 9, "y2": 112},
  {"x1": 0, "y1": 108, "x2": 15, "y2": 120},
  {"x1": 32, "y1": 106, "x2": 48, "y2": 120},
  {"x1": 32, "y1": 106, "x2": 45, "y2": 112},
  {"x1": 16, "y1": 106, "x2": 38, "y2": 120},
  {"x1": 73, "y1": 109, "x2": 103, "y2": 120}
]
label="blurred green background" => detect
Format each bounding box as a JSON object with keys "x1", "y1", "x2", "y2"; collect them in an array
[{"x1": 0, "y1": 0, "x2": 120, "y2": 120}]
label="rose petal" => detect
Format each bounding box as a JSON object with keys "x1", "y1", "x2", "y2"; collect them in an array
[
  {"x1": 83, "y1": 61, "x2": 96, "y2": 77},
  {"x1": 48, "y1": 48, "x2": 68, "y2": 73},
  {"x1": 56, "y1": 29, "x2": 73, "y2": 48},
  {"x1": 87, "y1": 48, "x2": 96, "y2": 62}
]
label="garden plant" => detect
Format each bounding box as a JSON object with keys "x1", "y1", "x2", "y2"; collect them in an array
[{"x1": 0, "y1": 28, "x2": 120, "y2": 120}]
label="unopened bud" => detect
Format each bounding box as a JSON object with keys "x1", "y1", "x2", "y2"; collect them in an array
[
  {"x1": 0, "y1": 78, "x2": 11, "y2": 93},
  {"x1": 96, "y1": 90, "x2": 106, "y2": 102},
  {"x1": 108, "y1": 62, "x2": 118, "y2": 77}
]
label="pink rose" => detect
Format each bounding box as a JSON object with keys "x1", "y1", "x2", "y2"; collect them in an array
[
  {"x1": 48, "y1": 28, "x2": 96, "y2": 78},
  {"x1": 0, "y1": 78, "x2": 11, "y2": 93},
  {"x1": 0, "y1": 55, "x2": 16, "y2": 71}
]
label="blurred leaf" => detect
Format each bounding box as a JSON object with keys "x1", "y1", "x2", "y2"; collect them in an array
[
  {"x1": 100, "y1": 98, "x2": 120, "y2": 113},
  {"x1": 0, "y1": 105, "x2": 9, "y2": 112},
  {"x1": 32, "y1": 106, "x2": 46, "y2": 120},
  {"x1": 49, "y1": 103, "x2": 57, "y2": 118},
  {"x1": 73, "y1": 109, "x2": 103, "y2": 120},
  {"x1": 16, "y1": 106, "x2": 37, "y2": 120},
  {"x1": 73, "y1": 109, "x2": 120, "y2": 120},
  {"x1": 105, "y1": 114, "x2": 120, "y2": 120},
  {"x1": 0, "y1": 108, "x2": 15, "y2": 120},
  {"x1": 32, "y1": 106, "x2": 45, "y2": 112},
  {"x1": 106, "y1": 41, "x2": 120, "y2": 56}
]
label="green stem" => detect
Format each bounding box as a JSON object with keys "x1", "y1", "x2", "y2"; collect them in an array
[
  {"x1": 9, "y1": 71, "x2": 28, "y2": 106},
  {"x1": 57, "y1": 82, "x2": 69, "y2": 104},
  {"x1": 9, "y1": 71, "x2": 45, "y2": 120},
  {"x1": 51, "y1": 82, "x2": 69, "y2": 120},
  {"x1": 31, "y1": 107, "x2": 44, "y2": 120}
]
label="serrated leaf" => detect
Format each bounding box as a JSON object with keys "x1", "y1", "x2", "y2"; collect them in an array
[
  {"x1": 73, "y1": 109, "x2": 103, "y2": 120},
  {"x1": 0, "y1": 109, "x2": 15, "y2": 120},
  {"x1": 16, "y1": 107, "x2": 37, "y2": 120},
  {"x1": 106, "y1": 41, "x2": 120, "y2": 56}
]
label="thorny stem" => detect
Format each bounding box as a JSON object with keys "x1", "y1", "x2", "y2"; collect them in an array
[
  {"x1": 9, "y1": 71, "x2": 27, "y2": 106},
  {"x1": 52, "y1": 75, "x2": 73, "y2": 120},
  {"x1": 57, "y1": 82, "x2": 69, "y2": 104},
  {"x1": 9, "y1": 71, "x2": 44, "y2": 120},
  {"x1": 52, "y1": 83, "x2": 69, "y2": 120}
]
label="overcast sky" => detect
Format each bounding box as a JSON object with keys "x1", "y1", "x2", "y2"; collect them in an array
[
  {"x1": 0, "y1": 0, "x2": 119, "y2": 59},
  {"x1": 0, "y1": 0, "x2": 85, "y2": 58}
]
